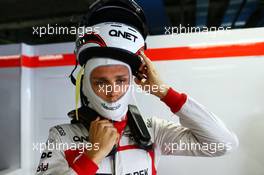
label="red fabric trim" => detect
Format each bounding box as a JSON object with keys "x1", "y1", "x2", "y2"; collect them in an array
[
  {"x1": 64, "y1": 149, "x2": 98, "y2": 175},
  {"x1": 113, "y1": 115, "x2": 128, "y2": 135},
  {"x1": 65, "y1": 149, "x2": 80, "y2": 165},
  {"x1": 94, "y1": 33, "x2": 107, "y2": 47},
  {"x1": 161, "y1": 87, "x2": 187, "y2": 113},
  {"x1": 80, "y1": 33, "x2": 107, "y2": 47},
  {"x1": 1, "y1": 42, "x2": 264, "y2": 68},
  {"x1": 0, "y1": 56, "x2": 20, "y2": 68},
  {"x1": 81, "y1": 40, "x2": 106, "y2": 48},
  {"x1": 148, "y1": 150, "x2": 157, "y2": 175},
  {"x1": 145, "y1": 42, "x2": 264, "y2": 61},
  {"x1": 21, "y1": 54, "x2": 76, "y2": 68},
  {"x1": 117, "y1": 145, "x2": 157, "y2": 174}
]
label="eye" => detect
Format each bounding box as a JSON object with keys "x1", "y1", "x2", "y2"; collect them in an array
[
  {"x1": 116, "y1": 78, "x2": 128, "y2": 85},
  {"x1": 94, "y1": 80, "x2": 106, "y2": 86}
]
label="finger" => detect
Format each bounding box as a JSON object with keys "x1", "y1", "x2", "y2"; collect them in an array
[
  {"x1": 139, "y1": 62, "x2": 146, "y2": 72},
  {"x1": 96, "y1": 120, "x2": 112, "y2": 132},
  {"x1": 89, "y1": 117, "x2": 100, "y2": 131},
  {"x1": 105, "y1": 127, "x2": 118, "y2": 138},
  {"x1": 134, "y1": 77, "x2": 147, "y2": 85},
  {"x1": 90, "y1": 117, "x2": 100, "y2": 124},
  {"x1": 96, "y1": 119, "x2": 111, "y2": 124},
  {"x1": 139, "y1": 56, "x2": 153, "y2": 72},
  {"x1": 92, "y1": 118, "x2": 111, "y2": 134},
  {"x1": 109, "y1": 129, "x2": 119, "y2": 138},
  {"x1": 140, "y1": 51, "x2": 152, "y2": 65},
  {"x1": 137, "y1": 73, "x2": 148, "y2": 82},
  {"x1": 97, "y1": 123, "x2": 115, "y2": 132},
  {"x1": 90, "y1": 117, "x2": 100, "y2": 127},
  {"x1": 97, "y1": 122, "x2": 114, "y2": 129},
  {"x1": 91, "y1": 116, "x2": 101, "y2": 125},
  {"x1": 108, "y1": 127, "x2": 118, "y2": 133}
]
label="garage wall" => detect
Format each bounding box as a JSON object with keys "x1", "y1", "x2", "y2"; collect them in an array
[{"x1": 0, "y1": 44, "x2": 21, "y2": 173}]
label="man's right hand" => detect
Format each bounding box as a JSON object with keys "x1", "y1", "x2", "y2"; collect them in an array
[{"x1": 85, "y1": 117, "x2": 120, "y2": 165}]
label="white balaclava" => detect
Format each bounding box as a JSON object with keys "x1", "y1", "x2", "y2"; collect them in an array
[{"x1": 82, "y1": 57, "x2": 132, "y2": 121}]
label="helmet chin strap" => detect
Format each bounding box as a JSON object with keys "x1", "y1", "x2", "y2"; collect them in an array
[
  {"x1": 75, "y1": 66, "x2": 85, "y2": 121},
  {"x1": 82, "y1": 57, "x2": 133, "y2": 121}
]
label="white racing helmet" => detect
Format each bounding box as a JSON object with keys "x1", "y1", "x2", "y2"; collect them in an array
[
  {"x1": 79, "y1": 0, "x2": 149, "y2": 40},
  {"x1": 75, "y1": 22, "x2": 145, "y2": 75},
  {"x1": 73, "y1": 21, "x2": 146, "y2": 121}
]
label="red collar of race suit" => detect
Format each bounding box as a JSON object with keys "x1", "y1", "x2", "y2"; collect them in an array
[{"x1": 113, "y1": 114, "x2": 128, "y2": 134}]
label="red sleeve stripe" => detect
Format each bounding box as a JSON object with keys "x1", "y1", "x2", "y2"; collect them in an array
[
  {"x1": 64, "y1": 149, "x2": 98, "y2": 175},
  {"x1": 161, "y1": 87, "x2": 187, "y2": 113}
]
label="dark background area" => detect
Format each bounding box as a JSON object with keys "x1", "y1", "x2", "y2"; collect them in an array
[{"x1": 0, "y1": 0, "x2": 263, "y2": 45}]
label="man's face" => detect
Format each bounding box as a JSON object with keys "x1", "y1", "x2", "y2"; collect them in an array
[{"x1": 90, "y1": 65, "x2": 130, "y2": 103}]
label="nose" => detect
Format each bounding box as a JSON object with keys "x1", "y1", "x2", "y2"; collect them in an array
[
  {"x1": 106, "y1": 83, "x2": 121, "y2": 102},
  {"x1": 106, "y1": 92, "x2": 120, "y2": 103}
]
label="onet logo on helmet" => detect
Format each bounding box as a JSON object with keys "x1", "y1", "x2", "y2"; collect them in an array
[{"x1": 109, "y1": 29, "x2": 138, "y2": 42}]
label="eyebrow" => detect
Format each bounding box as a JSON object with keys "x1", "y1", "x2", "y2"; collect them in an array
[
  {"x1": 91, "y1": 75, "x2": 129, "y2": 80},
  {"x1": 116, "y1": 75, "x2": 129, "y2": 78}
]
